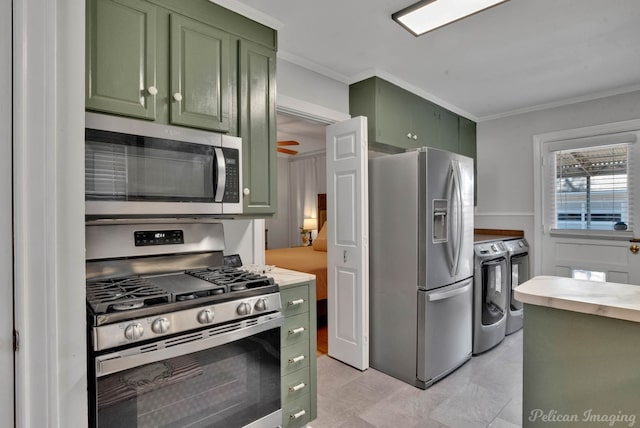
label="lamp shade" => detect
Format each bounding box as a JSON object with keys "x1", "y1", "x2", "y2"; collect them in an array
[{"x1": 303, "y1": 218, "x2": 318, "y2": 231}]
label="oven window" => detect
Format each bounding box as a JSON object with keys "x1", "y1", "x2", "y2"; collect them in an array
[{"x1": 95, "y1": 329, "x2": 280, "y2": 428}]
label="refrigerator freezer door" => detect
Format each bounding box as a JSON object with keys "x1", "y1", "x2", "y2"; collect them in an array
[{"x1": 417, "y1": 278, "x2": 473, "y2": 385}]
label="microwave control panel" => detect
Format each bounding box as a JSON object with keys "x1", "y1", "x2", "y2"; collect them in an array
[{"x1": 222, "y1": 147, "x2": 240, "y2": 203}]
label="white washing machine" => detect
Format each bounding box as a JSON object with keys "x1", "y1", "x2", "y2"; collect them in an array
[
  {"x1": 473, "y1": 240, "x2": 508, "y2": 354},
  {"x1": 504, "y1": 238, "x2": 529, "y2": 335}
]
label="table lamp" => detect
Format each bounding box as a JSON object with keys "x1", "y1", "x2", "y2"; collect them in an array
[{"x1": 303, "y1": 218, "x2": 318, "y2": 246}]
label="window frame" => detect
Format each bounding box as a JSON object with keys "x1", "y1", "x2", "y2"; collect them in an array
[
  {"x1": 538, "y1": 128, "x2": 640, "y2": 240},
  {"x1": 552, "y1": 141, "x2": 632, "y2": 233}
]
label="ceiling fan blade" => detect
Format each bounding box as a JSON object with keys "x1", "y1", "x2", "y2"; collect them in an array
[
  {"x1": 277, "y1": 147, "x2": 298, "y2": 155},
  {"x1": 277, "y1": 140, "x2": 300, "y2": 146}
]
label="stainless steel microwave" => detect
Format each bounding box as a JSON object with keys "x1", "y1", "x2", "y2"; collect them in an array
[{"x1": 85, "y1": 113, "x2": 242, "y2": 218}]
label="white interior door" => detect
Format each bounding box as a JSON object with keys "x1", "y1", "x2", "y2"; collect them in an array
[
  {"x1": 326, "y1": 116, "x2": 369, "y2": 370},
  {"x1": 1, "y1": 0, "x2": 14, "y2": 424}
]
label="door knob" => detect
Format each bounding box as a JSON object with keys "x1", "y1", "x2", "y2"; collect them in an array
[
  {"x1": 631, "y1": 244, "x2": 640, "y2": 254},
  {"x1": 173, "y1": 92, "x2": 183, "y2": 102}
]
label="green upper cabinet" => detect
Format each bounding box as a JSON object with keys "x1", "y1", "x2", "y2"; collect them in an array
[
  {"x1": 86, "y1": 0, "x2": 279, "y2": 217},
  {"x1": 238, "y1": 40, "x2": 277, "y2": 215},
  {"x1": 349, "y1": 77, "x2": 465, "y2": 155},
  {"x1": 86, "y1": 0, "x2": 157, "y2": 119},
  {"x1": 458, "y1": 116, "x2": 477, "y2": 204},
  {"x1": 169, "y1": 14, "x2": 231, "y2": 132}
]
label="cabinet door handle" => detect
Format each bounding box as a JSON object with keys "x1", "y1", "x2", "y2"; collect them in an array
[
  {"x1": 147, "y1": 86, "x2": 158, "y2": 96},
  {"x1": 173, "y1": 92, "x2": 183, "y2": 102},
  {"x1": 287, "y1": 298, "x2": 305, "y2": 306},
  {"x1": 288, "y1": 355, "x2": 305, "y2": 364},
  {"x1": 288, "y1": 327, "x2": 305, "y2": 335},
  {"x1": 288, "y1": 382, "x2": 306, "y2": 392},
  {"x1": 290, "y1": 409, "x2": 306, "y2": 420}
]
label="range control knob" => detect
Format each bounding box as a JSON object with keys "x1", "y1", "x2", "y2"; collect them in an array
[
  {"x1": 197, "y1": 308, "x2": 215, "y2": 324},
  {"x1": 237, "y1": 302, "x2": 252, "y2": 316},
  {"x1": 124, "y1": 323, "x2": 144, "y2": 341},
  {"x1": 151, "y1": 317, "x2": 170, "y2": 334},
  {"x1": 255, "y1": 298, "x2": 268, "y2": 312}
]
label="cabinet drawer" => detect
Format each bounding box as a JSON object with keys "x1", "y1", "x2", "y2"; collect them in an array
[
  {"x1": 280, "y1": 285, "x2": 310, "y2": 317},
  {"x1": 282, "y1": 393, "x2": 311, "y2": 428},
  {"x1": 281, "y1": 368, "x2": 311, "y2": 405},
  {"x1": 282, "y1": 313, "x2": 310, "y2": 347},
  {"x1": 281, "y1": 340, "x2": 310, "y2": 376}
]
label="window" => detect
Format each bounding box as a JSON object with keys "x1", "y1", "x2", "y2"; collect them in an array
[
  {"x1": 542, "y1": 132, "x2": 639, "y2": 234},
  {"x1": 555, "y1": 144, "x2": 629, "y2": 231}
]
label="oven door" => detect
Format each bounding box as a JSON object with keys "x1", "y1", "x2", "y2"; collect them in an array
[{"x1": 90, "y1": 315, "x2": 282, "y2": 428}]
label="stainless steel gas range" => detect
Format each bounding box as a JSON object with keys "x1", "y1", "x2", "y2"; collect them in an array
[{"x1": 85, "y1": 221, "x2": 283, "y2": 428}]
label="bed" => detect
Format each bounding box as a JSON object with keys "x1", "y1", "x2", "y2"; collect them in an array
[{"x1": 265, "y1": 194, "x2": 328, "y2": 301}]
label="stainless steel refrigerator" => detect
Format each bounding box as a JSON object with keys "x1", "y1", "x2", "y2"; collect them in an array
[{"x1": 369, "y1": 147, "x2": 474, "y2": 389}]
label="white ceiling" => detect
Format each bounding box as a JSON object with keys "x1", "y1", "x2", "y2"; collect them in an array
[{"x1": 220, "y1": 0, "x2": 640, "y2": 152}]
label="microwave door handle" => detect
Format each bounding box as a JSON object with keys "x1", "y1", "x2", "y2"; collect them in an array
[{"x1": 214, "y1": 147, "x2": 225, "y2": 202}]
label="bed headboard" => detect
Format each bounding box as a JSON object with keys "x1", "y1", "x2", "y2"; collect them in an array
[{"x1": 318, "y1": 193, "x2": 327, "y2": 231}]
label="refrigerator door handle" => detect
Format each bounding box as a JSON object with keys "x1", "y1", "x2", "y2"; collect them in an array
[
  {"x1": 452, "y1": 160, "x2": 463, "y2": 276},
  {"x1": 428, "y1": 281, "x2": 472, "y2": 301},
  {"x1": 445, "y1": 164, "x2": 456, "y2": 275},
  {"x1": 446, "y1": 160, "x2": 463, "y2": 276}
]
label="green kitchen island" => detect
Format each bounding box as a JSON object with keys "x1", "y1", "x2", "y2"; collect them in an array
[{"x1": 515, "y1": 276, "x2": 640, "y2": 427}]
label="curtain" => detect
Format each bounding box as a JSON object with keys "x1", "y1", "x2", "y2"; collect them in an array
[{"x1": 289, "y1": 157, "x2": 318, "y2": 246}]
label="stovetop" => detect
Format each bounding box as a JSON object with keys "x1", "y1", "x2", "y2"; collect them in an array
[{"x1": 86, "y1": 265, "x2": 276, "y2": 320}]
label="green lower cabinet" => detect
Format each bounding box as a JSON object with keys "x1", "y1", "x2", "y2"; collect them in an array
[
  {"x1": 282, "y1": 394, "x2": 312, "y2": 428},
  {"x1": 523, "y1": 304, "x2": 640, "y2": 427},
  {"x1": 86, "y1": 0, "x2": 157, "y2": 119},
  {"x1": 280, "y1": 281, "x2": 317, "y2": 427}
]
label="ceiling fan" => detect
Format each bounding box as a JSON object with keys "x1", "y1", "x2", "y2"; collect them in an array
[{"x1": 277, "y1": 140, "x2": 299, "y2": 155}]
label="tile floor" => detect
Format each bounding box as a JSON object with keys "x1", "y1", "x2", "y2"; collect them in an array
[{"x1": 311, "y1": 329, "x2": 523, "y2": 428}]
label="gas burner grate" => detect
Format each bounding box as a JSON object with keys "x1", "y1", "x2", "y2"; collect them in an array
[
  {"x1": 186, "y1": 267, "x2": 274, "y2": 291},
  {"x1": 86, "y1": 277, "x2": 170, "y2": 314}
]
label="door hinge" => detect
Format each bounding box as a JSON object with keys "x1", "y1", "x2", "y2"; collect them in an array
[{"x1": 13, "y1": 330, "x2": 19, "y2": 352}]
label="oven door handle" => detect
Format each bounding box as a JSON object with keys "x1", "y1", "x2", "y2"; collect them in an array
[{"x1": 96, "y1": 314, "x2": 283, "y2": 377}]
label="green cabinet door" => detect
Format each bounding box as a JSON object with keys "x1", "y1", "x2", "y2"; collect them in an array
[
  {"x1": 412, "y1": 98, "x2": 440, "y2": 149},
  {"x1": 458, "y1": 116, "x2": 477, "y2": 204},
  {"x1": 436, "y1": 107, "x2": 460, "y2": 151},
  {"x1": 239, "y1": 40, "x2": 277, "y2": 215},
  {"x1": 375, "y1": 79, "x2": 415, "y2": 150},
  {"x1": 169, "y1": 13, "x2": 231, "y2": 132},
  {"x1": 86, "y1": 0, "x2": 157, "y2": 119}
]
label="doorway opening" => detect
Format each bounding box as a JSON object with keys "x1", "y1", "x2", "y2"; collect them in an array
[{"x1": 267, "y1": 104, "x2": 346, "y2": 356}]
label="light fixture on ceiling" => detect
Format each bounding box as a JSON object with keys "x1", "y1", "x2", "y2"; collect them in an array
[{"x1": 392, "y1": 0, "x2": 509, "y2": 37}]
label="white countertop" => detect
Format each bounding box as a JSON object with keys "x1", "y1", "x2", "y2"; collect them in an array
[
  {"x1": 266, "y1": 267, "x2": 315, "y2": 288},
  {"x1": 515, "y1": 275, "x2": 640, "y2": 323}
]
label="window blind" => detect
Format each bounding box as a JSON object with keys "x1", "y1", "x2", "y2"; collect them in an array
[{"x1": 543, "y1": 132, "x2": 637, "y2": 233}]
